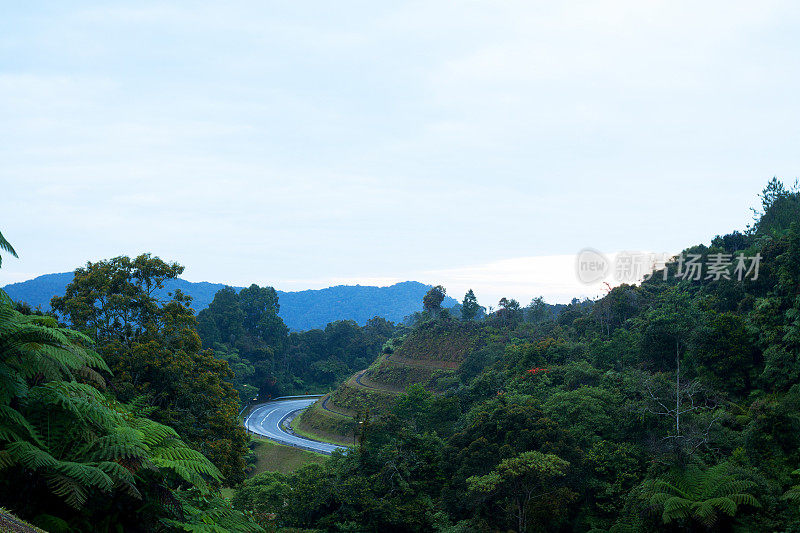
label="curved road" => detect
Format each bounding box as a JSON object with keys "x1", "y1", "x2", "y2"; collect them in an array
[{"x1": 244, "y1": 397, "x2": 347, "y2": 455}]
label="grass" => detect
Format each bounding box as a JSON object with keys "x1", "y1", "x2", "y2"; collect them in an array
[
  {"x1": 365, "y1": 356, "x2": 457, "y2": 391},
  {"x1": 249, "y1": 438, "x2": 328, "y2": 476},
  {"x1": 330, "y1": 379, "x2": 400, "y2": 413},
  {"x1": 292, "y1": 407, "x2": 354, "y2": 447},
  {"x1": 394, "y1": 320, "x2": 480, "y2": 362}
]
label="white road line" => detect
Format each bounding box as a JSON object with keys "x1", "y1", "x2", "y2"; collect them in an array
[{"x1": 244, "y1": 398, "x2": 348, "y2": 455}]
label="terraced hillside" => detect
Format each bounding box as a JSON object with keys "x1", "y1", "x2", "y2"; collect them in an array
[{"x1": 294, "y1": 321, "x2": 482, "y2": 443}]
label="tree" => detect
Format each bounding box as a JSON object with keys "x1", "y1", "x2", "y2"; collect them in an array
[
  {"x1": 233, "y1": 471, "x2": 291, "y2": 528},
  {"x1": 691, "y1": 311, "x2": 760, "y2": 395},
  {"x1": 640, "y1": 372, "x2": 721, "y2": 462},
  {"x1": 542, "y1": 386, "x2": 624, "y2": 447},
  {"x1": 51, "y1": 254, "x2": 186, "y2": 346},
  {"x1": 423, "y1": 285, "x2": 447, "y2": 315},
  {"x1": 641, "y1": 463, "x2": 760, "y2": 530},
  {"x1": 443, "y1": 398, "x2": 581, "y2": 527},
  {"x1": 238, "y1": 284, "x2": 288, "y2": 349},
  {"x1": 196, "y1": 284, "x2": 289, "y2": 389},
  {"x1": 197, "y1": 286, "x2": 245, "y2": 348},
  {"x1": 461, "y1": 289, "x2": 480, "y2": 321},
  {"x1": 495, "y1": 297, "x2": 522, "y2": 325},
  {"x1": 467, "y1": 451, "x2": 570, "y2": 533},
  {"x1": 751, "y1": 177, "x2": 800, "y2": 236},
  {"x1": 525, "y1": 296, "x2": 551, "y2": 324}
]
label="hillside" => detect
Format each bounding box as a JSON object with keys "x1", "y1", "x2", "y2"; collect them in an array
[
  {"x1": 2, "y1": 274, "x2": 456, "y2": 331},
  {"x1": 295, "y1": 320, "x2": 483, "y2": 443}
]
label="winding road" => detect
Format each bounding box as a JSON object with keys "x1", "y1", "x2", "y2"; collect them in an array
[{"x1": 244, "y1": 397, "x2": 347, "y2": 455}]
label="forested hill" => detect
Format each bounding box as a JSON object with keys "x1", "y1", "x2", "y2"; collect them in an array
[{"x1": 2, "y1": 273, "x2": 456, "y2": 330}]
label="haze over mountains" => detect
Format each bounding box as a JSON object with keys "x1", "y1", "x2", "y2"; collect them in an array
[{"x1": 2, "y1": 273, "x2": 456, "y2": 331}]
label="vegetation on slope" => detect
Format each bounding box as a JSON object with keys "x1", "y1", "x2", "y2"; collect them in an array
[
  {"x1": 247, "y1": 439, "x2": 327, "y2": 476},
  {"x1": 4, "y1": 178, "x2": 800, "y2": 532},
  {"x1": 0, "y1": 269, "x2": 261, "y2": 531},
  {"x1": 227, "y1": 179, "x2": 800, "y2": 532}
]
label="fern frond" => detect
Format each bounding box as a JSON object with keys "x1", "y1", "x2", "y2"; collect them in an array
[
  {"x1": 0, "y1": 231, "x2": 17, "y2": 258},
  {"x1": 0, "y1": 289, "x2": 13, "y2": 307},
  {"x1": 0, "y1": 405, "x2": 44, "y2": 446},
  {"x1": 782, "y1": 485, "x2": 800, "y2": 502},
  {"x1": 46, "y1": 473, "x2": 88, "y2": 509},
  {"x1": 55, "y1": 460, "x2": 114, "y2": 492},
  {"x1": 4, "y1": 441, "x2": 58, "y2": 470}
]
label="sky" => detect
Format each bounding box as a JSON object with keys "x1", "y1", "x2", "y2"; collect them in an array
[{"x1": 2, "y1": 1, "x2": 799, "y2": 306}]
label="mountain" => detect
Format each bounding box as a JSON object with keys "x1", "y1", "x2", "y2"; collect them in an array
[{"x1": 1, "y1": 274, "x2": 457, "y2": 331}]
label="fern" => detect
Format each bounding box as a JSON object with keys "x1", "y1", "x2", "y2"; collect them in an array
[
  {"x1": 162, "y1": 490, "x2": 265, "y2": 533},
  {"x1": 0, "y1": 274, "x2": 259, "y2": 530},
  {"x1": 642, "y1": 463, "x2": 760, "y2": 528},
  {"x1": 781, "y1": 468, "x2": 800, "y2": 504}
]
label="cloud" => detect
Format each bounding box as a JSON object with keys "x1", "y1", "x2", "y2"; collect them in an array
[{"x1": 0, "y1": 1, "x2": 796, "y2": 297}]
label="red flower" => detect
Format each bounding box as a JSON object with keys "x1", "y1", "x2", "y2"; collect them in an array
[{"x1": 527, "y1": 367, "x2": 549, "y2": 375}]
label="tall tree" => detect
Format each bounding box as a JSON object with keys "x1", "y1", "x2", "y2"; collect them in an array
[
  {"x1": 751, "y1": 177, "x2": 800, "y2": 236},
  {"x1": 239, "y1": 284, "x2": 288, "y2": 349},
  {"x1": 197, "y1": 286, "x2": 244, "y2": 348},
  {"x1": 467, "y1": 451, "x2": 571, "y2": 533},
  {"x1": 525, "y1": 296, "x2": 551, "y2": 324},
  {"x1": 423, "y1": 285, "x2": 447, "y2": 314},
  {"x1": 495, "y1": 297, "x2": 522, "y2": 325},
  {"x1": 461, "y1": 289, "x2": 480, "y2": 321}
]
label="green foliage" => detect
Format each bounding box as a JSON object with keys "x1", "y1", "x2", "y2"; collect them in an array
[
  {"x1": 0, "y1": 280, "x2": 258, "y2": 531},
  {"x1": 641, "y1": 463, "x2": 760, "y2": 529},
  {"x1": 50, "y1": 254, "x2": 249, "y2": 484},
  {"x1": 751, "y1": 177, "x2": 800, "y2": 237},
  {"x1": 493, "y1": 297, "x2": 523, "y2": 326},
  {"x1": 524, "y1": 296, "x2": 553, "y2": 324},
  {"x1": 163, "y1": 489, "x2": 264, "y2": 533},
  {"x1": 393, "y1": 320, "x2": 480, "y2": 363},
  {"x1": 461, "y1": 289, "x2": 481, "y2": 321},
  {"x1": 9, "y1": 180, "x2": 800, "y2": 531},
  {"x1": 467, "y1": 451, "x2": 571, "y2": 532},
  {"x1": 232, "y1": 471, "x2": 290, "y2": 527},
  {"x1": 199, "y1": 284, "x2": 397, "y2": 397},
  {"x1": 542, "y1": 386, "x2": 624, "y2": 447},
  {"x1": 423, "y1": 285, "x2": 447, "y2": 314},
  {"x1": 0, "y1": 231, "x2": 17, "y2": 268}
]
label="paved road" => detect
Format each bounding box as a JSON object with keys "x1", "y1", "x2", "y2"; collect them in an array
[{"x1": 244, "y1": 398, "x2": 347, "y2": 455}]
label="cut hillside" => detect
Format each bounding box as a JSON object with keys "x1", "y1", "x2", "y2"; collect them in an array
[{"x1": 295, "y1": 320, "x2": 483, "y2": 442}]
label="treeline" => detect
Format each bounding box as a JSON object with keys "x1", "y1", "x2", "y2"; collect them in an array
[
  {"x1": 231, "y1": 179, "x2": 800, "y2": 531},
  {"x1": 196, "y1": 285, "x2": 398, "y2": 400}
]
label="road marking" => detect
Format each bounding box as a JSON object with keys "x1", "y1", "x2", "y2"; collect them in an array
[{"x1": 244, "y1": 398, "x2": 348, "y2": 456}]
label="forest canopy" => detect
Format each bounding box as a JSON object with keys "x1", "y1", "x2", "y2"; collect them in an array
[{"x1": 2, "y1": 179, "x2": 800, "y2": 532}]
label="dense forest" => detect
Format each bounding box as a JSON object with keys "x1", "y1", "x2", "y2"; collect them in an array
[
  {"x1": 233, "y1": 179, "x2": 800, "y2": 532},
  {"x1": 2, "y1": 178, "x2": 800, "y2": 531}
]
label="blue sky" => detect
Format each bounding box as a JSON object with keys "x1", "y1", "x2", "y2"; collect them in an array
[{"x1": 1, "y1": 1, "x2": 799, "y2": 306}]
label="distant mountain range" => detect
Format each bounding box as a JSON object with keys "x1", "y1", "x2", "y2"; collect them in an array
[{"x1": 1, "y1": 273, "x2": 457, "y2": 331}]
